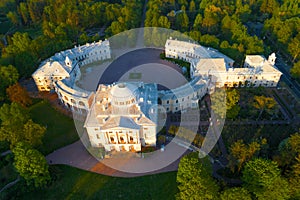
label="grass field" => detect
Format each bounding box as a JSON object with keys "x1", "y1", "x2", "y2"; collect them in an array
[
  {"x1": 5, "y1": 165, "x2": 177, "y2": 200},
  {"x1": 29, "y1": 100, "x2": 79, "y2": 155}
]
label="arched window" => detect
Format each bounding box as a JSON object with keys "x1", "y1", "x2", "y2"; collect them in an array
[
  {"x1": 64, "y1": 96, "x2": 69, "y2": 101},
  {"x1": 79, "y1": 101, "x2": 85, "y2": 106},
  {"x1": 110, "y1": 137, "x2": 115, "y2": 144},
  {"x1": 70, "y1": 99, "x2": 76, "y2": 104}
]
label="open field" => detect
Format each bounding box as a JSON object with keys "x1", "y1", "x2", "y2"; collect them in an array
[{"x1": 1, "y1": 165, "x2": 178, "y2": 200}]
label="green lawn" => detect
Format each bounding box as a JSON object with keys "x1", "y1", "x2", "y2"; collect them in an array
[
  {"x1": 7, "y1": 165, "x2": 178, "y2": 200},
  {"x1": 29, "y1": 100, "x2": 79, "y2": 155}
]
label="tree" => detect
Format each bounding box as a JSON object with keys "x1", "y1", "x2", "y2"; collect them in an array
[
  {"x1": 176, "y1": 152, "x2": 219, "y2": 199},
  {"x1": 6, "y1": 11, "x2": 19, "y2": 26},
  {"x1": 226, "y1": 105, "x2": 240, "y2": 119},
  {"x1": 290, "y1": 61, "x2": 300, "y2": 78},
  {"x1": 5, "y1": 32, "x2": 33, "y2": 55},
  {"x1": 19, "y1": 2, "x2": 30, "y2": 25},
  {"x1": 158, "y1": 16, "x2": 171, "y2": 28},
  {"x1": 23, "y1": 119, "x2": 46, "y2": 147},
  {"x1": 0, "y1": 103, "x2": 45, "y2": 148},
  {"x1": 220, "y1": 187, "x2": 252, "y2": 200},
  {"x1": 189, "y1": 0, "x2": 195, "y2": 12},
  {"x1": 252, "y1": 95, "x2": 276, "y2": 120},
  {"x1": 193, "y1": 13, "x2": 202, "y2": 31},
  {"x1": 275, "y1": 133, "x2": 300, "y2": 172},
  {"x1": 226, "y1": 89, "x2": 239, "y2": 110},
  {"x1": 228, "y1": 140, "x2": 261, "y2": 172},
  {"x1": 211, "y1": 88, "x2": 240, "y2": 119},
  {"x1": 242, "y1": 158, "x2": 290, "y2": 200},
  {"x1": 199, "y1": 34, "x2": 220, "y2": 49},
  {"x1": 175, "y1": 12, "x2": 189, "y2": 32},
  {"x1": 12, "y1": 142, "x2": 50, "y2": 187},
  {"x1": 288, "y1": 34, "x2": 300, "y2": 62},
  {"x1": 0, "y1": 65, "x2": 19, "y2": 101},
  {"x1": 202, "y1": 5, "x2": 221, "y2": 34},
  {"x1": 6, "y1": 83, "x2": 32, "y2": 107},
  {"x1": 260, "y1": 0, "x2": 279, "y2": 15}
]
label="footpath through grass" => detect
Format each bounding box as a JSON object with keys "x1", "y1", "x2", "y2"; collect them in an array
[
  {"x1": 5, "y1": 165, "x2": 178, "y2": 200},
  {"x1": 29, "y1": 100, "x2": 79, "y2": 155}
]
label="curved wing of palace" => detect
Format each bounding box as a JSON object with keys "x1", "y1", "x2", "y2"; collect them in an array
[{"x1": 32, "y1": 37, "x2": 282, "y2": 152}]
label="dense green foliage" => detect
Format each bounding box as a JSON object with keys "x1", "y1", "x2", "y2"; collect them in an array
[
  {"x1": 176, "y1": 152, "x2": 219, "y2": 199},
  {"x1": 12, "y1": 142, "x2": 50, "y2": 187},
  {"x1": 211, "y1": 88, "x2": 240, "y2": 118},
  {"x1": 220, "y1": 187, "x2": 252, "y2": 200},
  {"x1": 242, "y1": 158, "x2": 290, "y2": 199},
  {"x1": 0, "y1": 0, "x2": 299, "y2": 199},
  {"x1": 0, "y1": 102, "x2": 45, "y2": 148},
  {"x1": 0, "y1": 65, "x2": 19, "y2": 101}
]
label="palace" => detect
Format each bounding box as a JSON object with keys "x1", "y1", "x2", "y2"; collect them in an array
[
  {"x1": 84, "y1": 82, "x2": 157, "y2": 151},
  {"x1": 31, "y1": 37, "x2": 282, "y2": 152},
  {"x1": 165, "y1": 38, "x2": 282, "y2": 88}
]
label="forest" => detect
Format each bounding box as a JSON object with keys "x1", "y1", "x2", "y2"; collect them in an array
[{"x1": 0, "y1": 0, "x2": 299, "y2": 199}]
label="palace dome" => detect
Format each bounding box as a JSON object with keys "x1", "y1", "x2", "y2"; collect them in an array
[{"x1": 110, "y1": 83, "x2": 138, "y2": 107}]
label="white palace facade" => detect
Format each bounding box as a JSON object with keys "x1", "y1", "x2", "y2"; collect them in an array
[
  {"x1": 84, "y1": 83, "x2": 157, "y2": 151},
  {"x1": 32, "y1": 37, "x2": 282, "y2": 152}
]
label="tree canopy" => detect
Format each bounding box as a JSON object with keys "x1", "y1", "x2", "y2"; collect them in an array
[
  {"x1": 176, "y1": 152, "x2": 219, "y2": 199},
  {"x1": 242, "y1": 158, "x2": 290, "y2": 200},
  {"x1": 12, "y1": 142, "x2": 50, "y2": 187},
  {"x1": 6, "y1": 83, "x2": 32, "y2": 107},
  {"x1": 0, "y1": 65, "x2": 19, "y2": 101},
  {"x1": 220, "y1": 187, "x2": 252, "y2": 200},
  {"x1": 0, "y1": 102, "x2": 45, "y2": 147}
]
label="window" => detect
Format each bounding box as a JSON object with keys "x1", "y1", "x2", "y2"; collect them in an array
[
  {"x1": 176, "y1": 100, "x2": 178, "y2": 103},
  {"x1": 96, "y1": 134, "x2": 100, "y2": 139},
  {"x1": 110, "y1": 137, "x2": 115, "y2": 143},
  {"x1": 94, "y1": 128, "x2": 99, "y2": 131},
  {"x1": 176, "y1": 107, "x2": 178, "y2": 110},
  {"x1": 129, "y1": 136, "x2": 134, "y2": 142},
  {"x1": 144, "y1": 127, "x2": 148, "y2": 130},
  {"x1": 79, "y1": 101, "x2": 85, "y2": 106},
  {"x1": 182, "y1": 98, "x2": 184, "y2": 101},
  {"x1": 167, "y1": 100, "x2": 169, "y2": 104}
]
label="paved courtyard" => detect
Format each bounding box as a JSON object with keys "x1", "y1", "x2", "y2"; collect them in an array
[
  {"x1": 46, "y1": 140, "x2": 190, "y2": 177},
  {"x1": 77, "y1": 48, "x2": 188, "y2": 91}
]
